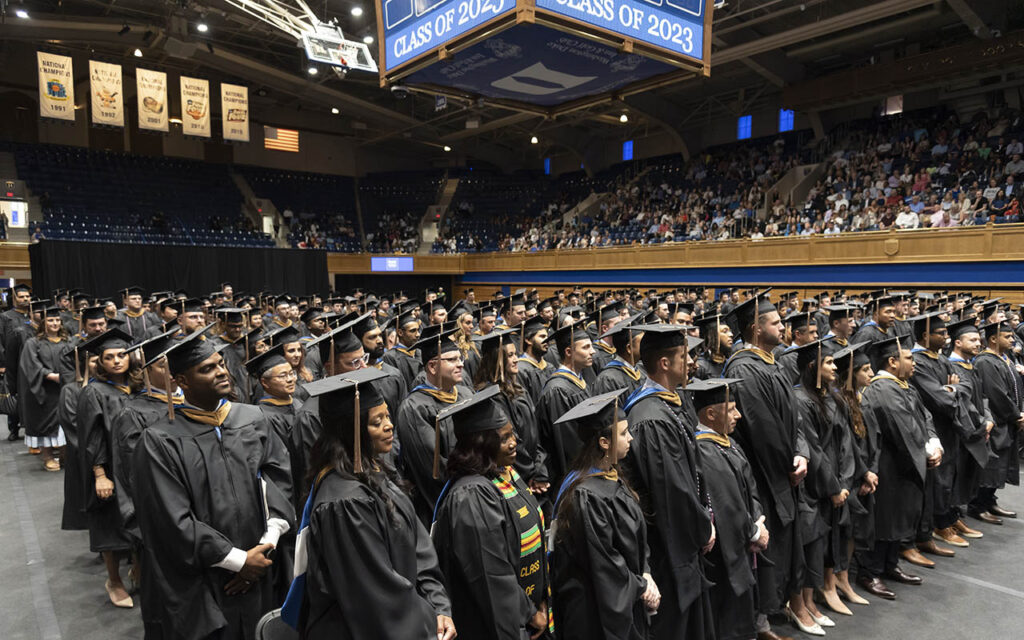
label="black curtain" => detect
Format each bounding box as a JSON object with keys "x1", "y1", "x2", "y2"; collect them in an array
[{"x1": 29, "y1": 240, "x2": 328, "y2": 299}]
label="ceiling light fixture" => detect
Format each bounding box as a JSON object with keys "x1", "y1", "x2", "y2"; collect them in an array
[
  {"x1": 308, "y1": 66, "x2": 318, "y2": 75},
  {"x1": 351, "y1": 6, "x2": 364, "y2": 16},
  {"x1": 443, "y1": 145, "x2": 452, "y2": 152},
  {"x1": 197, "y1": 22, "x2": 209, "y2": 33},
  {"x1": 362, "y1": 35, "x2": 374, "y2": 44},
  {"x1": 331, "y1": 107, "x2": 340, "y2": 114},
  {"x1": 133, "y1": 48, "x2": 143, "y2": 57},
  {"x1": 16, "y1": 8, "x2": 29, "y2": 19},
  {"x1": 530, "y1": 136, "x2": 538, "y2": 144},
  {"x1": 619, "y1": 113, "x2": 628, "y2": 123}
]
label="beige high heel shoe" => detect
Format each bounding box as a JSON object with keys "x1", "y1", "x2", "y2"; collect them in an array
[{"x1": 105, "y1": 580, "x2": 134, "y2": 608}]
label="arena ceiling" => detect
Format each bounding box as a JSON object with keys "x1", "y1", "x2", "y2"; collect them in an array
[{"x1": 0, "y1": 0, "x2": 1019, "y2": 165}]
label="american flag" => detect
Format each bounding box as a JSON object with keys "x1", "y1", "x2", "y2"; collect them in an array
[{"x1": 264, "y1": 126, "x2": 299, "y2": 152}]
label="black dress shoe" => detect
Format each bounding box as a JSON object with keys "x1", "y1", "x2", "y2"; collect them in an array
[
  {"x1": 856, "y1": 576, "x2": 896, "y2": 600},
  {"x1": 6, "y1": 430, "x2": 20, "y2": 442},
  {"x1": 989, "y1": 505, "x2": 1017, "y2": 518},
  {"x1": 970, "y1": 510, "x2": 1004, "y2": 525},
  {"x1": 884, "y1": 567, "x2": 923, "y2": 585}
]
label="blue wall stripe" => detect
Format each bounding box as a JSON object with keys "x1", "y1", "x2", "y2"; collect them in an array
[{"x1": 461, "y1": 260, "x2": 1024, "y2": 285}]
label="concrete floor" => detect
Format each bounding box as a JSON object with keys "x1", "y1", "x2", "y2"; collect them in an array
[{"x1": 2, "y1": 433, "x2": 1023, "y2": 640}]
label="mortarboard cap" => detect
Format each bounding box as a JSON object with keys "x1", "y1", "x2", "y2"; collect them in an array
[
  {"x1": 80, "y1": 327, "x2": 133, "y2": 356},
  {"x1": 165, "y1": 324, "x2": 226, "y2": 376},
  {"x1": 689, "y1": 377, "x2": 744, "y2": 412}
]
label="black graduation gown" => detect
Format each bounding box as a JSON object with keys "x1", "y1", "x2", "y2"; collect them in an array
[
  {"x1": 849, "y1": 393, "x2": 879, "y2": 548},
  {"x1": 851, "y1": 322, "x2": 890, "y2": 347},
  {"x1": 462, "y1": 347, "x2": 480, "y2": 386},
  {"x1": 383, "y1": 347, "x2": 422, "y2": 390},
  {"x1": 78, "y1": 380, "x2": 135, "y2": 552},
  {"x1": 372, "y1": 361, "x2": 409, "y2": 421},
  {"x1": 213, "y1": 336, "x2": 252, "y2": 403},
  {"x1": 300, "y1": 474, "x2": 451, "y2": 640},
  {"x1": 4, "y1": 320, "x2": 34, "y2": 399},
  {"x1": 722, "y1": 348, "x2": 808, "y2": 609},
  {"x1": 0, "y1": 308, "x2": 28, "y2": 366},
  {"x1": 119, "y1": 310, "x2": 161, "y2": 340},
  {"x1": 304, "y1": 341, "x2": 325, "y2": 380},
  {"x1": 622, "y1": 390, "x2": 713, "y2": 640},
  {"x1": 776, "y1": 346, "x2": 800, "y2": 386},
  {"x1": 910, "y1": 349, "x2": 981, "y2": 517},
  {"x1": 258, "y1": 398, "x2": 305, "y2": 511},
  {"x1": 694, "y1": 354, "x2": 725, "y2": 381},
  {"x1": 433, "y1": 474, "x2": 544, "y2": 640},
  {"x1": 973, "y1": 351, "x2": 1023, "y2": 487},
  {"x1": 112, "y1": 390, "x2": 181, "y2": 634},
  {"x1": 18, "y1": 336, "x2": 74, "y2": 437},
  {"x1": 697, "y1": 433, "x2": 762, "y2": 640},
  {"x1": 537, "y1": 372, "x2": 590, "y2": 492},
  {"x1": 948, "y1": 357, "x2": 994, "y2": 504},
  {"x1": 860, "y1": 376, "x2": 934, "y2": 541},
  {"x1": 516, "y1": 355, "x2": 552, "y2": 405},
  {"x1": 60, "y1": 310, "x2": 78, "y2": 336},
  {"x1": 395, "y1": 384, "x2": 473, "y2": 526},
  {"x1": 551, "y1": 474, "x2": 651, "y2": 640},
  {"x1": 132, "y1": 403, "x2": 295, "y2": 640},
  {"x1": 496, "y1": 389, "x2": 548, "y2": 485},
  {"x1": 60, "y1": 383, "x2": 89, "y2": 531},
  {"x1": 590, "y1": 342, "x2": 616, "y2": 376},
  {"x1": 592, "y1": 358, "x2": 645, "y2": 398}
]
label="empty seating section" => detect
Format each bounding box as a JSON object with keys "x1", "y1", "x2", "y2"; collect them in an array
[
  {"x1": 237, "y1": 165, "x2": 360, "y2": 252},
  {"x1": 15, "y1": 144, "x2": 273, "y2": 247}
]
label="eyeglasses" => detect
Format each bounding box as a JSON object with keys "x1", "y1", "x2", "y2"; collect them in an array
[
  {"x1": 267, "y1": 370, "x2": 299, "y2": 381},
  {"x1": 344, "y1": 353, "x2": 371, "y2": 369},
  {"x1": 438, "y1": 355, "x2": 464, "y2": 364}
]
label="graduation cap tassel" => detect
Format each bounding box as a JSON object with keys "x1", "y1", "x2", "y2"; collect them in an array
[
  {"x1": 846, "y1": 356, "x2": 854, "y2": 392},
  {"x1": 815, "y1": 342, "x2": 822, "y2": 390},
  {"x1": 432, "y1": 415, "x2": 442, "y2": 480},
  {"x1": 74, "y1": 346, "x2": 82, "y2": 383},
  {"x1": 328, "y1": 339, "x2": 335, "y2": 377},
  {"x1": 352, "y1": 387, "x2": 363, "y2": 474},
  {"x1": 609, "y1": 396, "x2": 620, "y2": 469}
]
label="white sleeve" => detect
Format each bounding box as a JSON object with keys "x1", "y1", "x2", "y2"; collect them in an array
[{"x1": 212, "y1": 547, "x2": 247, "y2": 573}]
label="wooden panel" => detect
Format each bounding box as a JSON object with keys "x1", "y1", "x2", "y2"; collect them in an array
[{"x1": 0, "y1": 243, "x2": 32, "y2": 271}]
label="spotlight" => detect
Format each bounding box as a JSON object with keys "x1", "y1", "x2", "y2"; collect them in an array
[
  {"x1": 351, "y1": 6, "x2": 363, "y2": 16},
  {"x1": 331, "y1": 107, "x2": 340, "y2": 114},
  {"x1": 197, "y1": 22, "x2": 209, "y2": 33},
  {"x1": 308, "y1": 66, "x2": 318, "y2": 75},
  {"x1": 443, "y1": 145, "x2": 452, "y2": 152},
  {"x1": 118, "y1": 24, "x2": 131, "y2": 36},
  {"x1": 362, "y1": 35, "x2": 374, "y2": 44},
  {"x1": 619, "y1": 113, "x2": 628, "y2": 123},
  {"x1": 530, "y1": 135, "x2": 538, "y2": 145},
  {"x1": 134, "y1": 48, "x2": 143, "y2": 57},
  {"x1": 15, "y1": 9, "x2": 29, "y2": 18}
]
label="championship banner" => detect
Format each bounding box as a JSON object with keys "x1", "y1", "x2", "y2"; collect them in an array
[
  {"x1": 136, "y1": 69, "x2": 169, "y2": 132},
  {"x1": 37, "y1": 52, "x2": 75, "y2": 121},
  {"x1": 89, "y1": 60, "x2": 123, "y2": 127},
  {"x1": 220, "y1": 83, "x2": 250, "y2": 142},
  {"x1": 180, "y1": 75, "x2": 211, "y2": 138}
]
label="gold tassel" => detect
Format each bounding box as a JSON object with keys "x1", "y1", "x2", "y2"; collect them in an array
[
  {"x1": 74, "y1": 346, "x2": 82, "y2": 383},
  {"x1": 609, "y1": 396, "x2": 620, "y2": 467},
  {"x1": 815, "y1": 341, "x2": 822, "y2": 390},
  {"x1": 352, "y1": 386, "x2": 362, "y2": 474}
]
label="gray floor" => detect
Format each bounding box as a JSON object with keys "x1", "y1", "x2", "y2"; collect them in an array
[{"x1": 2, "y1": 433, "x2": 1024, "y2": 640}]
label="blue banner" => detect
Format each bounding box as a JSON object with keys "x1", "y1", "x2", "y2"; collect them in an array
[
  {"x1": 536, "y1": 0, "x2": 706, "y2": 62},
  {"x1": 382, "y1": 0, "x2": 516, "y2": 71},
  {"x1": 407, "y1": 24, "x2": 675, "y2": 106}
]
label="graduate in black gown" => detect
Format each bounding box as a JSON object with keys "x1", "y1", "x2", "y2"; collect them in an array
[
  {"x1": 111, "y1": 329, "x2": 184, "y2": 638},
  {"x1": 282, "y1": 368, "x2": 455, "y2": 640},
  {"x1": 352, "y1": 312, "x2": 408, "y2": 420},
  {"x1": 969, "y1": 321, "x2": 1023, "y2": 522},
  {"x1": 132, "y1": 330, "x2": 295, "y2": 640},
  {"x1": 776, "y1": 310, "x2": 818, "y2": 385},
  {"x1": 18, "y1": 305, "x2": 75, "y2": 470},
  {"x1": 517, "y1": 316, "x2": 553, "y2": 405},
  {"x1": 589, "y1": 301, "x2": 624, "y2": 376},
  {"x1": 396, "y1": 325, "x2": 474, "y2": 525},
  {"x1": 473, "y1": 329, "x2": 550, "y2": 498},
  {"x1": 621, "y1": 323, "x2": 715, "y2": 640},
  {"x1": 945, "y1": 318, "x2": 995, "y2": 531},
  {"x1": 691, "y1": 378, "x2": 770, "y2": 640},
  {"x1": 1, "y1": 282, "x2": 32, "y2": 441},
  {"x1": 851, "y1": 295, "x2": 898, "y2": 347},
  {"x1": 211, "y1": 308, "x2": 252, "y2": 402},
  {"x1": 722, "y1": 292, "x2": 810, "y2": 629},
  {"x1": 551, "y1": 389, "x2": 660, "y2": 640},
  {"x1": 537, "y1": 324, "x2": 595, "y2": 495},
  {"x1": 592, "y1": 317, "x2": 646, "y2": 397},
  {"x1": 694, "y1": 313, "x2": 732, "y2": 380},
  {"x1": 78, "y1": 328, "x2": 143, "y2": 609},
  {"x1": 432, "y1": 386, "x2": 550, "y2": 640},
  {"x1": 857, "y1": 337, "x2": 942, "y2": 594},
  {"x1": 117, "y1": 286, "x2": 161, "y2": 340},
  {"x1": 382, "y1": 308, "x2": 423, "y2": 389},
  {"x1": 266, "y1": 326, "x2": 314, "y2": 403},
  {"x1": 7, "y1": 298, "x2": 47, "y2": 441}
]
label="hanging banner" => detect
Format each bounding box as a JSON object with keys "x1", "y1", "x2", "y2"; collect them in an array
[
  {"x1": 180, "y1": 75, "x2": 211, "y2": 138},
  {"x1": 37, "y1": 52, "x2": 76, "y2": 121},
  {"x1": 89, "y1": 60, "x2": 123, "y2": 127},
  {"x1": 136, "y1": 68, "x2": 168, "y2": 132},
  {"x1": 220, "y1": 83, "x2": 250, "y2": 142}
]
